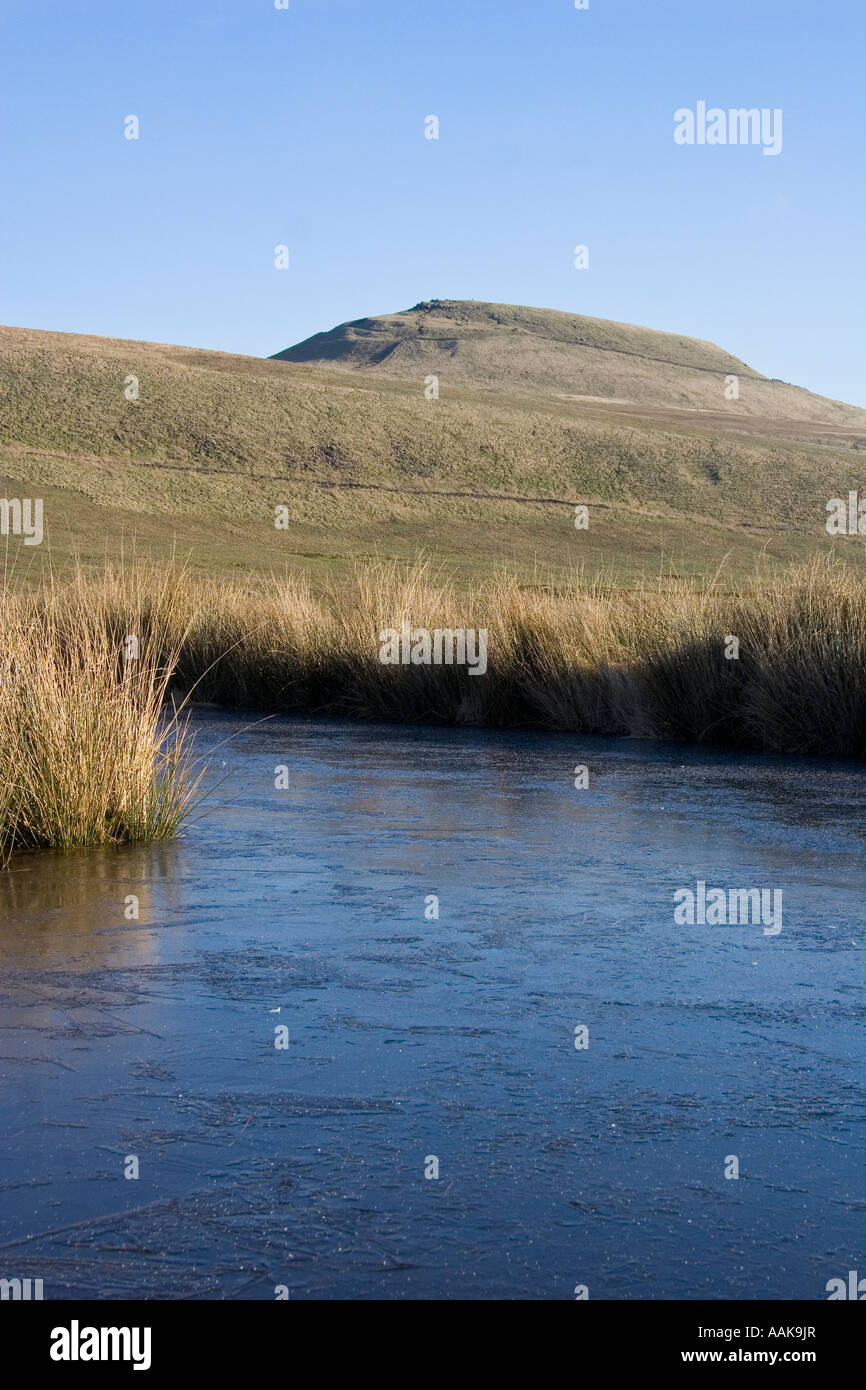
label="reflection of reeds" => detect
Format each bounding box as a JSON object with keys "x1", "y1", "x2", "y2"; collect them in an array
[
  {"x1": 3, "y1": 552, "x2": 866, "y2": 857},
  {"x1": 0, "y1": 567, "x2": 202, "y2": 859}
]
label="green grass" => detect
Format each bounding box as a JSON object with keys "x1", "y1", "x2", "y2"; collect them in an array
[{"x1": 2, "y1": 318, "x2": 866, "y2": 590}]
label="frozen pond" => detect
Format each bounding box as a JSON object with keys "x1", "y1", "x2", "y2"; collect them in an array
[{"x1": 1, "y1": 712, "x2": 864, "y2": 1299}]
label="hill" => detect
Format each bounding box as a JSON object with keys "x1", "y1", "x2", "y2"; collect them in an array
[
  {"x1": 273, "y1": 299, "x2": 866, "y2": 428},
  {"x1": 1, "y1": 309, "x2": 865, "y2": 588}
]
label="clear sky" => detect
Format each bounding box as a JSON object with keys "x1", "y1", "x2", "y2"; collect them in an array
[{"x1": 1, "y1": 0, "x2": 864, "y2": 405}]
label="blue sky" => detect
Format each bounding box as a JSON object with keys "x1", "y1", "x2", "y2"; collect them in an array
[{"x1": 1, "y1": 0, "x2": 864, "y2": 405}]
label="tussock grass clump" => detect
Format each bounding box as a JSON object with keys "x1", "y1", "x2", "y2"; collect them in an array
[{"x1": 0, "y1": 568, "x2": 201, "y2": 859}]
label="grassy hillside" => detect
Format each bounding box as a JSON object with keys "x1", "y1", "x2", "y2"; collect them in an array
[
  {"x1": 1, "y1": 314, "x2": 865, "y2": 588},
  {"x1": 274, "y1": 299, "x2": 866, "y2": 427}
]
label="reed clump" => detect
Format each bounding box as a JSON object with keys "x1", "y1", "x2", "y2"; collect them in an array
[{"x1": 0, "y1": 568, "x2": 202, "y2": 859}]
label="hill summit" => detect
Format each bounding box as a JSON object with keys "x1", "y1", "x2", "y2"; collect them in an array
[{"x1": 273, "y1": 299, "x2": 865, "y2": 426}]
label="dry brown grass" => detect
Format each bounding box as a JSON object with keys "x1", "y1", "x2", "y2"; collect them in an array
[
  {"x1": 31, "y1": 554, "x2": 866, "y2": 755},
  {"x1": 3, "y1": 552, "x2": 864, "y2": 859}
]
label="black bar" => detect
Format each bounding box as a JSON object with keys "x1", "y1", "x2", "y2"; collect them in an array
[{"x1": 3, "y1": 1299, "x2": 859, "y2": 1375}]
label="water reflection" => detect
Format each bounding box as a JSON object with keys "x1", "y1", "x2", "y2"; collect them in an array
[{"x1": 0, "y1": 840, "x2": 185, "y2": 969}]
